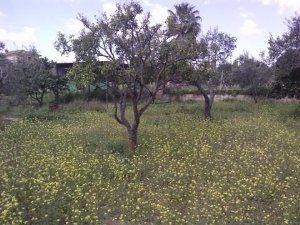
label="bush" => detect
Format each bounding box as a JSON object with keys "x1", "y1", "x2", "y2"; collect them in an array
[
  {"x1": 58, "y1": 92, "x2": 83, "y2": 104},
  {"x1": 165, "y1": 86, "x2": 273, "y2": 98},
  {"x1": 269, "y1": 80, "x2": 300, "y2": 99},
  {"x1": 85, "y1": 88, "x2": 112, "y2": 101},
  {"x1": 64, "y1": 100, "x2": 106, "y2": 112},
  {"x1": 164, "y1": 86, "x2": 198, "y2": 96}
]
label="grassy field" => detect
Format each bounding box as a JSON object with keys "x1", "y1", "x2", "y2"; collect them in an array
[{"x1": 0, "y1": 100, "x2": 299, "y2": 224}]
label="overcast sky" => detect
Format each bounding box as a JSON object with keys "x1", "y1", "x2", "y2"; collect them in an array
[{"x1": 0, "y1": 0, "x2": 299, "y2": 62}]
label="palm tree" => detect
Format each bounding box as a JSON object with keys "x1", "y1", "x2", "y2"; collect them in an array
[{"x1": 167, "y1": 3, "x2": 201, "y2": 40}]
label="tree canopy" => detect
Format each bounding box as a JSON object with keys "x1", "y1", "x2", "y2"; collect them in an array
[
  {"x1": 232, "y1": 53, "x2": 271, "y2": 102},
  {"x1": 268, "y1": 15, "x2": 300, "y2": 98},
  {"x1": 55, "y1": 1, "x2": 192, "y2": 150}
]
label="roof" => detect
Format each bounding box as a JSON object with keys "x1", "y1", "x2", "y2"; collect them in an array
[{"x1": 5, "y1": 50, "x2": 28, "y2": 56}]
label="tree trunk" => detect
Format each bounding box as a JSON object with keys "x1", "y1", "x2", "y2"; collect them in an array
[
  {"x1": 128, "y1": 127, "x2": 138, "y2": 151},
  {"x1": 40, "y1": 92, "x2": 45, "y2": 107},
  {"x1": 202, "y1": 94, "x2": 211, "y2": 119},
  {"x1": 54, "y1": 90, "x2": 59, "y2": 103},
  {"x1": 253, "y1": 95, "x2": 258, "y2": 103},
  {"x1": 113, "y1": 91, "x2": 140, "y2": 152},
  {"x1": 252, "y1": 88, "x2": 258, "y2": 103},
  {"x1": 202, "y1": 92, "x2": 212, "y2": 119},
  {"x1": 196, "y1": 83, "x2": 214, "y2": 119},
  {"x1": 85, "y1": 85, "x2": 91, "y2": 101},
  {"x1": 112, "y1": 85, "x2": 156, "y2": 152},
  {"x1": 129, "y1": 100, "x2": 140, "y2": 151}
]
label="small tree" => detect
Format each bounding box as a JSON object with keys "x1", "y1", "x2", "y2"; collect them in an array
[
  {"x1": 9, "y1": 49, "x2": 53, "y2": 106},
  {"x1": 55, "y1": 2, "x2": 188, "y2": 150},
  {"x1": 167, "y1": 3, "x2": 236, "y2": 118},
  {"x1": 48, "y1": 74, "x2": 68, "y2": 103},
  {"x1": 0, "y1": 42, "x2": 9, "y2": 93},
  {"x1": 232, "y1": 53, "x2": 271, "y2": 102},
  {"x1": 269, "y1": 49, "x2": 300, "y2": 98},
  {"x1": 218, "y1": 62, "x2": 233, "y2": 88},
  {"x1": 194, "y1": 28, "x2": 236, "y2": 118},
  {"x1": 66, "y1": 61, "x2": 102, "y2": 99}
]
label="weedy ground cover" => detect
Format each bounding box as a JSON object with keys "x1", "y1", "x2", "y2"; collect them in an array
[{"x1": 0, "y1": 101, "x2": 299, "y2": 224}]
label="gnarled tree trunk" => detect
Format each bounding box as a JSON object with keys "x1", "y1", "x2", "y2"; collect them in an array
[
  {"x1": 203, "y1": 92, "x2": 212, "y2": 118},
  {"x1": 128, "y1": 126, "x2": 138, "y2": 150},
  {"x1": 252, "y1": 88, "x2": 258, "y2": 103},
  {"x1": 112, "y1": 89, "x2": 154, "y2": 152},
  {"x1": 196, "y1": 83, "x2": 215, "y2": 119}
]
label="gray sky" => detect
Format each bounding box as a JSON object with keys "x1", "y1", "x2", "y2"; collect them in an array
[{"x1": 0, "y1": 0, "x2": 299, "y2": 62}]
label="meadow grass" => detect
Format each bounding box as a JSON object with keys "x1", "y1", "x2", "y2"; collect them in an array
[{"x1": 0, "y1": 100, "x2": 299, "y2": 224}]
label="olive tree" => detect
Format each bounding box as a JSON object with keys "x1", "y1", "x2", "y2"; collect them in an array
[
  {"x1": 48, "y1": 74, "x2": 68, "y2": 103},
  {"x1": 66, "y1": 61, "x2": 103, "y2": 100},
  {"x1": 167, "y1": 3, "x2": 236, "y2": 118},
  {"x1": 55, "y1": 2, "x2": 190, "y2": 150},
  {"x1": 268, "y1": 16, "x2": 300, "y2": 98},
  {"x1": 194, "y1": 28, "x2": 236, "y2": 118},
  {"x1": 232, "y1": 53, "x2": 271, "y2": 103},
  {"x1": 7, "y1": 49, "x2": 53, "y2": 106}
]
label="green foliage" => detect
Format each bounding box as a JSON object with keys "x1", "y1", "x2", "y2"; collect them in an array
[
  {"x1": 268, "y1": 15, "x2": 300, "y2": 98},
  {"x1": 63, "y1": 100, "x2": 106, "y2": 113},
  {"x1": 3, "y1": 49, "x2": 54, "y2": 106},
  {"x1": 55, "y1": 1, "x2": 198, "y2": 149},
  {"x1": 0, "y1": 102, "x2": 299, "y2": 224},
  {"x1": 164, "y1": 86, "x2": 272, "y2": 97},
  {"x1": 57, "y1": 92, "x2": 82, "y2": 104},
  {"x1": 85, "y1": 87, "x2": 111, "y2": 101},
  {"x1": 48, "y1": 74, "x2": 68, "y2": 102},
  {"x1": 66, "y1": 61, "x2": 100, "y2": 90},
  {"x1": 167, "y1": 3, "x2": 201, "y2": 41},
  {"x1": 268, "y1": 16, "x2": 300, "y2": 61},
  {"x1": 232, "y1": 53, "x2": 272, "y2": 101},
  {"x1": 271, "y1": 49, "x2": 300, "y2": 98},
  {"x1": 0, "y1": 43, "x2": 11, "y2": 93}
]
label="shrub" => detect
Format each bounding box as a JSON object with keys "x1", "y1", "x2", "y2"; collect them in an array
[
  {"x1": 58, "y1": 92, "x2": 83, "y2": 104},
  {"x1": 64, "y1": 100, "x2": 106, "y2": 113},
  {"x1": 85, "y1": 88, "x2": 112, "y2": 102}
]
